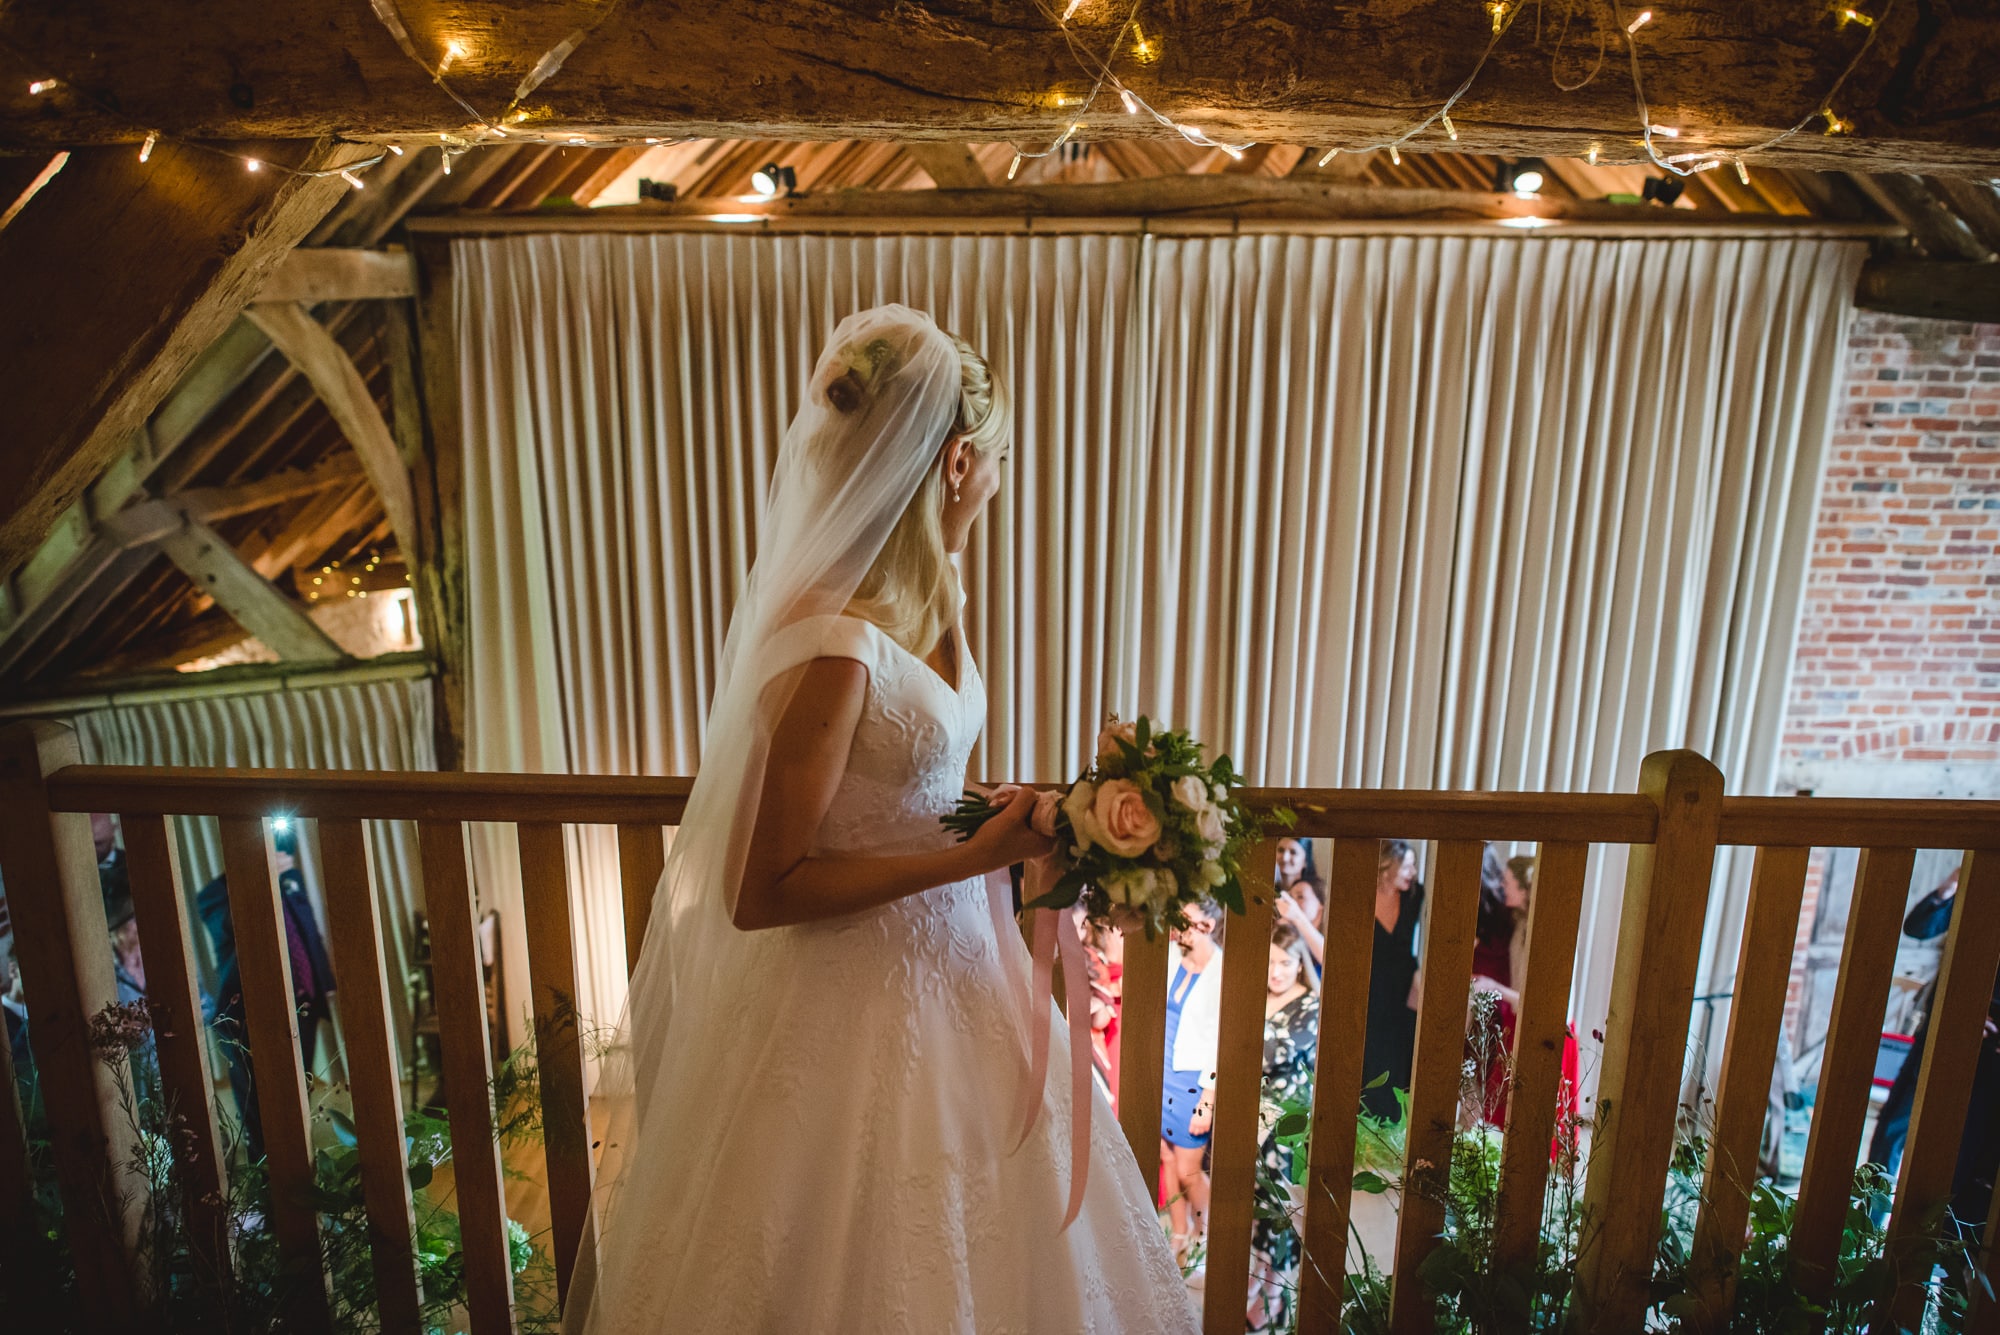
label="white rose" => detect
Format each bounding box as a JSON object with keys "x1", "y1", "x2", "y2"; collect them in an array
[
  {"x1": 1171, "y1": 775, "x2": 1208, "y2": 812},
  {"x1": 1194, "y1": 801, "x2": 1227, "y2": 850},
  {"x1": 1102, "y1": 868, "x2": 1144, "y2": 905},
  {"x1": 1196, "y1": 859, "x2": 1227, "y2": 889},
  {"x1": 1062, "y1": 780, "x2": 1101, "y2": 853}
]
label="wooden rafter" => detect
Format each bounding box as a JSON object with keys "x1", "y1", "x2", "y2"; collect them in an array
[
  {"x1": 255, "y1": 248, "x2": 417, "y2": 304},
  {"x1": 245, "y1": 302, "x2": 419, "y2": 560},
  {"x1": 0, "y1": 138, "x2": 369, "y2": 577},
  {"x1": 155, "y1": 516, "x2": 344, "y2": 662},
  {"x1": 2, "y1": 3, "x2": 1997, "y2": 173}
]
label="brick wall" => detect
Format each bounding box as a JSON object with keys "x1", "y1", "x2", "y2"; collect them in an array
[
  {"x1": 1779, "y1": 313, "x2": 2000, "y2": 1047},
  {"x1": 1783, "y1": 314, "x2": 2000, "y2": 768}
]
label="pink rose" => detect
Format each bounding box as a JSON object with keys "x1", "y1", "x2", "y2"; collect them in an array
[
  {"x1": 1092, "y1": 778, "x2": 1161, "y2": 857},
  {"x1": 1096, "y1": 719, "x2": 1139, "y2": 761},
  {"x1": 1030, "y1": 789, "x2": 1061, "y2": 838}
]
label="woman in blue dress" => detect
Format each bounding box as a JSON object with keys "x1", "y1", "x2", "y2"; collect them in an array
[{"x1": 1160, "y1": 899, "x2": 1223, "y2": 1263}]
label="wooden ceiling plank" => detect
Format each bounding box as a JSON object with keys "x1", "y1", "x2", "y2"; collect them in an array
[
  {"x1": 0, "y1": 137, "x2": 366, "y2": 578},
  {"x1": 244, "y1": 303, "x2": 418, "y2": 560},
  {"x1": 1922, "y1": 177, "x2": 2000, "y2": 254},
  {"x1": 1848, "y1": 173, "x2": 1996, "y2": 261},
  {"x1": 156, "y1": 518, "x2": 344, "y2": 662},
  {"x1": 5, "y1": 2, "x2": 1998, "y2": 172},
  {"x1": 174, "y1": 455, "x2": 369, "y2": 524}
]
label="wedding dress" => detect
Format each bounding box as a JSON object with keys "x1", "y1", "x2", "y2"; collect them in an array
[{"x1": 565, "y1": 305, "x2": 1197, "y2": 1333}]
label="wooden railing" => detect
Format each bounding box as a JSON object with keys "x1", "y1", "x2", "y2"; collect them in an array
[{"x1": 2, "y1": 721, "x2": 1996, "y2": 1334}]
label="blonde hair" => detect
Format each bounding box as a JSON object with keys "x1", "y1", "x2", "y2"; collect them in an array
[{"x1": 847, "y1": 334, "x2": 1008, "y2": 656}]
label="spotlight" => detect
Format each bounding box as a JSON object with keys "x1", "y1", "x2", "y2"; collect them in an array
[
  {"x1": 1499, "y1": 160, "x2": 1546, "y2": 197},
  {"x1": 1641, "y1": 174, "x2": 1686, "y2": 206},
  {"x1": 271, "y1": 816, "x2": 291, "y2": 833},
  {"x1": 751, "y1": 162, "x2": 797, "y2": 197}
]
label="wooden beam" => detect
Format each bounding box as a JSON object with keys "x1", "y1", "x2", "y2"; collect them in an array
[
  {"x1": 1855, "y1": 259, "x2": 2000, "y2": 324},
  {"x1": 245, "y1": 302, "x2": 419, "y2": 559},
  {"x1": 902, "y1": 142, "x2": 990, "y2": 190},
  {"x1": 254, "y1": 247, "x2": 417, "y2": 303},
  {"x1": 173, "y1": 453, "x2": 370, "y2": 524},
  {"x1": 3, "y1": 2, "x2": 1998, "y2": 172},
  {"x1": 410, "y1": 236, "x2": 470, "y2": 771},
  {"x1": 1848, "y1": 174, "x2": 1997, "y2": 262},
  {"x1": 402, "y1": 174, "x2": 1904, "y2": 235},
  {"x1": 0, "y1": 138, "x2": 367, "y2": 579},
  {"x1": 157, "y1": 514, "x2": 345, "y2": 661}
]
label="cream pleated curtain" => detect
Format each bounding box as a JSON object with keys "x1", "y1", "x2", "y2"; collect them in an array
[
  {"x1": 454, "y1": 230, "x2": 1859, "y2": 1053},
  {"x1": 69, "y1": 672, "x2": 436, "y2": 1061}
]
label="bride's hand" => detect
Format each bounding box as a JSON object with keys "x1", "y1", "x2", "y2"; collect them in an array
[{"x1": 966, "y1": 786, "x2": 1057, "y2": 871}]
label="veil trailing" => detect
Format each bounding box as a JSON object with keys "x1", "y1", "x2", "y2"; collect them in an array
[{"x1": 561, "y1": 305, "x2": 963, "y2": 1331}]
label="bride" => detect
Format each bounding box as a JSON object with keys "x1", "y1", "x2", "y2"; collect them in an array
[{"x1": 566, "y1": 305, "x2": 1198, "y2": 1332}]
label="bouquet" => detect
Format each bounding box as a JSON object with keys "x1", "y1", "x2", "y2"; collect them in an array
[{"x1": 941, "y1": 714, "x2": 1289, "y2": 934}]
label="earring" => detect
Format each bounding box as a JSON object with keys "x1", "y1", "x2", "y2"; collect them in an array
[{"x1": 953, "y1": 483, "x2": 963, "y2": 501}]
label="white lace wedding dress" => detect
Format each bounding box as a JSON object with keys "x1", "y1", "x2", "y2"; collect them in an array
[{"x1": 583, "y1": 612, "x2": 1197, "y2": 1333}]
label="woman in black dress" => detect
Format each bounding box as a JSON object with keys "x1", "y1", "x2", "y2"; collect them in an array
[{"x1": 1361, "y1": 839, "x2": 1423, "y2": 1120}]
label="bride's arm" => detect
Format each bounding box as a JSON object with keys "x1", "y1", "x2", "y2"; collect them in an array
[{"x1": 731, "y1": 657, "x2": 1051, "y2": 931}]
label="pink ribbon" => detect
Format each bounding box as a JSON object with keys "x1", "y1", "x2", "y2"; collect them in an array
[{"x1": 985, "y1": 862, "x2": 1095, "y2": 1231}]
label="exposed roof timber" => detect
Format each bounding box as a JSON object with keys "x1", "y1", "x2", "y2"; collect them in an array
[
  {"x1": 903, "y1": 143, "x2": 991, "y2": 190},
  {"x1": 1848, "y1": 173, "x2": 1997, "y2": 262},
  {"x1": 3, "y1": 1, "x2": 1998, "y2": 172},
  {"x1": 400, "y1": 175, "x2": 1905, "y2": 235},
  {"x1": 255, "y1": 248, "x2": 417, "y2": 303},
  {"x1": 155, "y1": 517, "x2": 344, "y2": 662},
  {"x1": 0, "y1": 138, "x2": 367, "y2": 579},
  {"x1": 1856, "y1": 259, "x2": 2000, "y2": 324}
]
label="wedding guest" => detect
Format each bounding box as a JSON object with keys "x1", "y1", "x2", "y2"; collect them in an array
[
  {"x1": 1273, "y1": 878, "x2": 1326, "y2": 986},
  {"x1": 1868, "y1": 865, "x2": 1999, "y2": 1240},
  {"x1": 1161, "y1": 898, "x2": 1223, "y2": 1262},
  {"x1": 1362, "y1": 840, "x2": 1422, "y2": 1119},
  {"x1": 1468, "y1": 850, "x2": 1580, "y2": 1142},
  {"x1": 1275, "y1": 838, "x2": 1323, "y2": 918},
  {"x1": 1248, "y1": 921, "x2": 1320, "y2": 1332},
  {"x1": 198, "y1": 823, "x2": 336, "y2": 1158},
  {"x1": 1081, "y1": 910, "x2": 1124, "y2": 1112}
]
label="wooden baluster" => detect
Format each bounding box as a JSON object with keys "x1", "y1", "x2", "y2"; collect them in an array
[
  {"x1": 1879, "y1": 849, "x2": 2000, "y2": 1330},
  {"x1": 616, "y1": 823, "x2": 666, "y2": 978},
  {"x1": 1790, "y1": 845, "x2": 1915, "y2": 1303},
  {"x1": 0, "y1": 721, "x2": 143, "y2": 1326},
  {"x1": 517, "y1": 821, "x2": 595, "y2": 1302},
  {"x1": 1203, "y1": 840, "x2": 1278, "y2": 1335},
  {"x1": 1490, "y1": 839, "x2": 1589, "y2": 1327},
  {"x1": 121, "y1": 814, "x2": 232, "y2": 1294},
  {"x1": 1117, "y1": 921, "x2": 1168, "y2": 1199},
  {"x1": 1574, "y1": 749, "x2": 1724, "y2": 1333},
  {"x1": 1683, "y1": 844, "x2": 1810, "y2": 1328},
  {"x1": 219, "y1": 814, "x2": 331, "y2": 1333},
  {"x1": 1386, "y1": 838, "x2": 1484, "y2": 1335},
  {"x1": 316, "y1": 819, "x2": 422, "y2": 1333},
  {"x1": 417, "y1": 820, "x2": 515, "y2": 1332},
  {"x1": 1976, "y1": 1177, "x2": 2000, "y2": 1331},
  {"x1": 1296, "y1": 836, "x2": 1381, "y2": 1334}
]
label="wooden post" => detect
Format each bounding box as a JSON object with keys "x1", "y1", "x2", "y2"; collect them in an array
[
  {"x1": 1490, "y1": 838, "x2": 1590, "y2": 1319},
  {"x1": 418, "y1": 820, "x2": 515, "y2": 1332},
  {"x1": 408, "y1": 234, "x2": 470, "y2": 773},
  {"x1": 517, "y1": 821, "x2": 595, "y2": 1301},
  {"x1": 615, "y1": 824, "x2": 666, "y2": 977},
  {"x1": 0, "y1": 721, "x2": 143, "y2": 1327},
  {"x1": 1117, "y1": 922, "x2": 1168, "y2": 1197},
  {"x1": 1202, "y1": 840, "x2": 1278, "y2": 1335},
  {"x1": 1790, "y1": 845, "x2": 1915, "y2": 1302},
  {"x1": 120, "y1": 814, "x2": 232, "y2": 1293},
  {"x1": 1388, "y1": 839, "x2": 1484, "y2": 1335},
  {"x1": 1879, "y1": 849, "x2": 2000, "y2": 1329},
  {"x1": 1684, "y1": 844, "x2": 1811, "y2": 1327},
  {"x1": 315, "y1": 819, "x2": 422, "y2": 1334},
  {"x1": 1295, "y1": 836, "x2": 1380, "y2": 1334},
  {"x1": 218, "y1": 814, "x2": 331, "y2": 1333},
  {"x1": 1573, "y1": 750, "x2": 1724, "y2": 1332}
]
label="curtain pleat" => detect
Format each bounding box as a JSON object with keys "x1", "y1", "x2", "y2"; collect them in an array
[{"x1": 455, "y1": 230, "x2": 1859, "y2": 1053}]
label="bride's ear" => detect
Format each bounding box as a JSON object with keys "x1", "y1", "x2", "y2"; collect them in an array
[{"x1": 940, "y1": 434, "x2": 970, "y2": 493}]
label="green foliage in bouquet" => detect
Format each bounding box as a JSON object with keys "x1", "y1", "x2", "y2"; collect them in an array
[{"x1": 942, "y1": 714, "x2": 1293, "y2": 934}]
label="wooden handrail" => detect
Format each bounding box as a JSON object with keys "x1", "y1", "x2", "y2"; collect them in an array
[{"x1": 9, "y1": 735, "x2": 2000, "y2": 1335}]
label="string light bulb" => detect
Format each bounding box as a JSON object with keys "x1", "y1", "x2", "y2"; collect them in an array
[
  {"x1": 1318, "y1": 147, "x2": 1340, "y2": 167},
  {"x1": 1119, "y1": 88, "x2": 1138, "y2": 114},
  {"x1": 340, "y1": 169, "x2": 365, "y2": 190},
  {"x1": 1389, "y1": 144, "x2": 1402, "y2": 165},
  {"x1": 1626, "y1": 10, "x2": 1653, "y2": 34},
  {"x1": 1441, "y1": 111, "x2": 1458, "y2": 141},
  {"x1": 1060, "y1": 0, "x2": 1084, "y2": 19},
  {"x1": 1821, "y1": 107, "x2": 1851, "y2": 134},
  {"x1": 1649, "y1": 123, "x2": 1681, "y2": 137},
  {"x1": 244, "y1": 157, "x2": 261, "y2": 172},
  {"x1": 387, "y1": 143, "x2": 405, "y2": 155},
  {"x1": 1487, "y1": 2, "x2": 1508, "y2": 34},
  {"x1": 1734, "y1": 158, "x2": 1751, "y2": 184},
  {"x1": 138, "y1": 131, "x2": 158, "y2": 164},
  {"x1": 439, "y1": 40, "x2": 465, "y2": 73},
  {"x1": 27, "y1": 78, "x2": 59, "y2": 95},
  {"x1": 1007, "y1": 153, "x2": 1022, "y2": 181},
  {"x1": 1840, "y1": 7, "x2": 1875, "y2": 26},
  {"x1": 1587, "y1": 142, "x2": 1601, "y2": 166}
]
